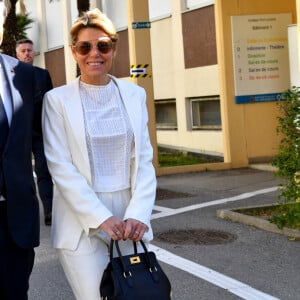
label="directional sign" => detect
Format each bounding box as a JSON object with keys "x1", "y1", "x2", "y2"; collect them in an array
[
  {"x1": 130, "y1": 68, "x2": 147, "y2": 75},
  {"x1": 132, "y1": 22, "x2": 151, "y2": 29}
]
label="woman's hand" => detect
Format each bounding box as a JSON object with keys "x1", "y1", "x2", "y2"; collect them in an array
[
  {"x1": 99, "y1": 217, "x2": 147, "y2": 242},
  {"x1": 123, "y1": 218, "x2": 147, "y2": 242},
  {"x1": 99, "y1": 216, "x2": 125, "y2": 240}
]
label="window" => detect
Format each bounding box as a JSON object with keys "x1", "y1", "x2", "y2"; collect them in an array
[
  {"x1": 155, "y1": 99, "x2": 177, "y2": 130},
  {"x1": 101, "y1": 0, "x2": 127, "y2": 30},
  {"x1": 149, "y1": 0, "x2": 172, "y2": 20},
  {"x1": 182, "y1": 5, "x2": 217, "y2": 68},
  {"x1": 189, "y1": 96, "x2": 221, "y2": 130}
]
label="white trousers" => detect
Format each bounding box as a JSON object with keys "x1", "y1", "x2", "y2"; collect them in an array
[{"x1": 57, "y1": 189, "x2": 147, "y2": 300}]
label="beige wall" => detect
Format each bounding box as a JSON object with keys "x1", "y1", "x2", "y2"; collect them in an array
[{"x1": 151, "y1": 3, "x2": 223, "y2": 157}]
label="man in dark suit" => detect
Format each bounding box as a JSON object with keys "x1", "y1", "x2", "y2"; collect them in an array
[
  {"x1": 0, "y1": 1, "x2": 40, "y2": 299},
  {"x1": 16, "y1": 38, "x2": 53, "y2": 226}
]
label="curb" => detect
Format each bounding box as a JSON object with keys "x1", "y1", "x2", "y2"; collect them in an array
[
  {"x1": 249, "y1": 163, "x2": 277, "y2": 172},
  {"x1": 216, "y1": 207, "x2": 300, "y2": 239}
]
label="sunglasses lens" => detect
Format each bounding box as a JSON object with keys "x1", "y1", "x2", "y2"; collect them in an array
[
  {"x1": 74, "y1": 38, "x2": 114, "y2": 55},
  {"x1": 76, "y1": 42, "x2": 92, "y2": 55},
  {"x1": 97, "y1": 40, "x2": 113, "y2": 54}
]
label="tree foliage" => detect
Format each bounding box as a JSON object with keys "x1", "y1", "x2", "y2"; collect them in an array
[
  {"x1": 1, "y1": 0, "x2": 34, "y2": 57},
  {"x1": 272, "y1": 87, "x2": 300, "y2": 201},
  {"x1": 1, "y1": 0, "x2": 18, "y2": 56}
]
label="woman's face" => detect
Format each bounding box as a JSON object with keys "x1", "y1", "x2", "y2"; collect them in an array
[{"x1": 71, "y1": 27, "x2": 115, "y2": 85}]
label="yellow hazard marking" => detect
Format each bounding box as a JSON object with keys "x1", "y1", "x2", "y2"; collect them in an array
[
  {"x1": 130, "y1": 64, "x2": 149, "y2": 69},
  {"x1": 130, "y1": 74, "x2": 152, "y2": 78}
]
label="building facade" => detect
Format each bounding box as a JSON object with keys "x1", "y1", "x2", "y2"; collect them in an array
[{"x1": 20, "y1": 0, "x2": 299, "y2": 175}]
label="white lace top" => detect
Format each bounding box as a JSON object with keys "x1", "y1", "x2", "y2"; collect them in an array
[{"x1": 80, "y1": 80, "x2": 134, "y2": 192}]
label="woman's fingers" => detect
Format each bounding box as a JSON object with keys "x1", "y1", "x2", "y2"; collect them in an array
[
  {"x1": 100, "y1": 217, "x2": 147, "y2": 241},
  {"x1": 123, "y1": 218, "x2": 147, "y2": 241},
  {"x1": 132, "y1": 228, "x2": 144, "y2": 242},
  {"x1": 99, "y1": 216, "x2": 124, "y2": 240}
]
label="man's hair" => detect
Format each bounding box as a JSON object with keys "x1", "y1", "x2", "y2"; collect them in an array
[
  {"x1": 16, "y1": 38, "x2": 34, "y2": 49},
  {"x1": 16, "y1": 39, "x2": 34, "y2": 52}
]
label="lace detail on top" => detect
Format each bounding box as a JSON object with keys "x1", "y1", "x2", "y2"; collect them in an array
[{"x1": 80, "y1": 80, "x2": 134, "y2": 192}]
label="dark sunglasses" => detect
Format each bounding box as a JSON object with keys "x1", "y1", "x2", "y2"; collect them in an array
[{"x1": 73, "y1": 37, "x2": 116, "y2": 55}]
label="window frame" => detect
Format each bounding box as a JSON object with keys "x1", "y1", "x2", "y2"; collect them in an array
[
  {"x1": 155, "y1": 99, "x2": 178, "y2": 130},
  {"x1": 189, "y1": 96, "x2": 222, "y2": 130}
]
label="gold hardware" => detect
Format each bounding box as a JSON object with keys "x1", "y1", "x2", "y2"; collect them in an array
[{"x1": 130, "y1": 256, "x2": 141, "y2": 264}]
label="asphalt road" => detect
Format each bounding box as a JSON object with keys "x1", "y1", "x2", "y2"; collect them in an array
[{"x1": 29, "y1": 167, "x2": 300, "y2": 300}]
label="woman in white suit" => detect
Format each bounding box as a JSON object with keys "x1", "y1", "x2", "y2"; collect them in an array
[{"x1": 42, "y1": 8, "x2": 156, "y2": 300}]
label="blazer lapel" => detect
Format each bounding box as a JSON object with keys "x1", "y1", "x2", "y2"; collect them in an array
[{"x1": 63, "y1": 79, "x2": 91, "y2": 179}]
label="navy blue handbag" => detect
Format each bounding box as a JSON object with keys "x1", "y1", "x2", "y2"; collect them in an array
[{"x1": 100, "y1": 239, "x2": 172, "y2": 300}]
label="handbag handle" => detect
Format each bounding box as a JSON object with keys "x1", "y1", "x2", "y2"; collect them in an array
[
  {"x1": 109, "y1": 239, "x2": 156, "y2": 276},
  {"x1": 109, "y1": 239, "x2": 147, "y2": 260}
]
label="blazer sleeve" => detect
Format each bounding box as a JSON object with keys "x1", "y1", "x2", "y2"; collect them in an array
[
  {"x1": 123, "y1": 88, "x2": 157, "y2": 229},
  {"x1": 42, "y1": 89, "x2": 113, "y2": 234}
]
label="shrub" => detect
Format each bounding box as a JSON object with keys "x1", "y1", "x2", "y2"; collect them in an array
[{"x1": 271, "y1": 86, "x2": 300, "y2": 228}]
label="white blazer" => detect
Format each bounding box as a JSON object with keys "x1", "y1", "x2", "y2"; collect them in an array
[{"x1": 42, "y1": 76, "x2": 156, "y2": 250}]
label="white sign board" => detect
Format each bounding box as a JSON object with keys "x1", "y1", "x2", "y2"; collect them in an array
[
  {"x1": 288, "y1": 24, "x2": 300, "y2": 87},
  {"x1": 231, "y1": 13, "x2": 291, "y2": 104}
]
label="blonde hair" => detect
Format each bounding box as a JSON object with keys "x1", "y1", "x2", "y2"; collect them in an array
[{"x1": 70, "y1": 8, "x2": 117, "y2": 44}]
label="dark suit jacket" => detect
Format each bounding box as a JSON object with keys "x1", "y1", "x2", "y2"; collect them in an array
[
  {"x1": 33, "y1": 66, "x2": 53, "y2": 135},
  {"x1": 0, "y1": 54, "x2": 40, "y2": 249},
  {"x1": 34, "y1": 66, "x2": 53, "y2": 98}
]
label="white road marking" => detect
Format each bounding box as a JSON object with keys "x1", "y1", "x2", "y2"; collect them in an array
[
  {"x1": 151, "y1": 187, "x2": 278, "y2": 219},
  {"x1": 151, "y1": 186, "x2": 280, "y2": 299},
  {"x1": 153, "y1": 205, "x2": 175, "y2": 212},
  {"x1": 149, "y1": 245, "x2": 280, "y2": 300}
]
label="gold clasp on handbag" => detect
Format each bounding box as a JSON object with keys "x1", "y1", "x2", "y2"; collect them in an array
[{"x1": 130, "y1": 256, "x2": 141, "y2": 264}]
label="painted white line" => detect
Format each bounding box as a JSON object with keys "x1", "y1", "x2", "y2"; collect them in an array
[
  {"x1": 150, "y1": 245, "x2": 280, "y2": 300},
  {"x1": 153, "y1": 205, "x2": 175, "y2": 212},
  {"x1": 151, "y1": 187, "x2": 278, "y2": 219},
  {"x1": 151, "y1": 187, "x2": 280, "y2": 299}
]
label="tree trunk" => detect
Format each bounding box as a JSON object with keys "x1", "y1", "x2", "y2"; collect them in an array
[
  {"x1": 77, "y1": 0, "x2": 90, "y2": 16},
  {"x1": 76, "y1": 0, "x2": 90, "y2": 76}
]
